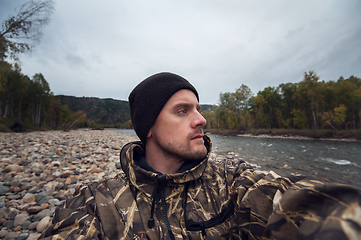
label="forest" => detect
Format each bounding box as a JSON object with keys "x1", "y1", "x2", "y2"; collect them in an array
[
  {"x1": 0, "y1": 61, "x2": 92, "y2": 132},
  {"x1": 202, "y1": 71, "x2": 361, "y2": 137},
  {"x1": 2, "y1": 59, "x2": 361, "y2": 138}
]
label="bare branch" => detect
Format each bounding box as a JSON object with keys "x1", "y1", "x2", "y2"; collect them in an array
[{"x1": 0, "y1": 0, "x2": 54, "y2": 61}]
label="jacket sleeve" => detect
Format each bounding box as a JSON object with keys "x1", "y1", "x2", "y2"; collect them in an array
[
  {"x1": 39, "y1": 184, "x2": 105, "y2": 240},
  {"x1": 264, "y1": 180, "x2": 361, "y2": 240},
  {"x1": 232, "y1": 167, "x2": 361, "y2": 240}
]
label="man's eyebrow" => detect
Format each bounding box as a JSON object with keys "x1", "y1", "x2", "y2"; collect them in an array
[{"x1": 172, "y1": 102, "x2": 201, "y2": 110}]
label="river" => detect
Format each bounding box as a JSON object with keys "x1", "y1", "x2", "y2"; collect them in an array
[{"x1": 114, "y1": 129, "x2": 361, "y2": 186}]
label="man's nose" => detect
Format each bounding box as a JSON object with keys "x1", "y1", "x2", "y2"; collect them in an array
[{"x1": 193, "y1": 111, "x2": 207, "y2": 128}]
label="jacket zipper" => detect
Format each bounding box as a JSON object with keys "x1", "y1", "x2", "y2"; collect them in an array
[{"x1": 161, "y1": 184, "x2": 176, "y2": 240}]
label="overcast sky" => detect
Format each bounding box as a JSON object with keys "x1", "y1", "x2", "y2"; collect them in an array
[{"x1": 1, "y1": 0, "x2": 361, "y2": 104}]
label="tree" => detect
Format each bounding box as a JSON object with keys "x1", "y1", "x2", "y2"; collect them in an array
[
  {"x1": 233, "y1": 84, "x2": 253, "y2": 129},
  {"x1": 278, "y1": 82, "x2": 298, "y2": 128},
  {"x1": 201, "y1": 108, "x2": 217, "y2": 129},
  {"x1": 292, "y1": 108, "x2": 308, "y2": 129},
  {"x1": 251, "y1": 94, "x2": 267, "y2": 128},
  {"x1": 303, "y1": 70, "x2": 320, "y2": 129},
  {"x1": 334, "y1": 76, "x2": 361, "y2": 129},
  {"x1": 215, "y1": 92, "x2": 234, "y2": 129},
  {"x1": 29, "y1": 73, "x2": 50, "y2": 126},
  {"x1": 0, "y1": 0, "x2": 54, "y2": 61},
  {"x1": 0, "y1": 61, "x2": 12, "y2": 117},
  {"x1": 257, "y1": 87, "x2": 281, "y2": 128},
  {"x1": 334, "y1": 104, "x2": 347, "y2": 128}
]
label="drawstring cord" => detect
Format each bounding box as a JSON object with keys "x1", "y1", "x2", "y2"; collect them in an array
[
  {"x1": 148, "y1": 177, "x2": 160, "y2": 228},
  {"x1": 201, "y1": 223, "x2": 207, "y2": 240},
  {"x1": 147, "y1": 176, "x2": 176, "y2": 240}
]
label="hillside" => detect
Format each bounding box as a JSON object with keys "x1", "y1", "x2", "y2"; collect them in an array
[
  {"x1": 57, "y1": 95, "x2": 130, "y2": 125},
  {"x1": 57, "y1": 95, "x2": 215, "y2": 125}
]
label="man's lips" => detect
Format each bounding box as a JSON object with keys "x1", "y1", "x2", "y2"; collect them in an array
[{"x1": 191, "y1": 134, "x2": 203, "y2": 140}]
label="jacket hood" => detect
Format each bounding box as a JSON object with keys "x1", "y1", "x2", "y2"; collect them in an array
[{"x1": 119, "y1": 135, "x2": 212, "y2": 192}]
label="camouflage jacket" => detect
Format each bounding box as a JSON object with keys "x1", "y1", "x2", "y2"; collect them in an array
[{"x1": 40, "y1": 135, "x2": 361, "y2": 240}]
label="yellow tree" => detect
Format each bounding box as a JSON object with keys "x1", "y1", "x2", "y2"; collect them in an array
[{"x1": 334, "y1": 104, "x2": 347, "y2": 128}]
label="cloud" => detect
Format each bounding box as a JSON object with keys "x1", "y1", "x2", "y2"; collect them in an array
[{"x1": 1, "y1": 0, "x2": 360, "y2": 104}]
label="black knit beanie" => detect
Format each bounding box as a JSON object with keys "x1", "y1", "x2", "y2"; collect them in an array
[{"x1": 129, "y1": 72, "x2": 199, "y2": 147}]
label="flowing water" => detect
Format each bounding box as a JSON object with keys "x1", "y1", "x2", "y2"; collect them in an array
[
  {"x1": 114, "y1": 129, "x2": 361, "y2": 186},
  {"x1": 208, "y1": 134, "x2": 361, "y2": 186}
]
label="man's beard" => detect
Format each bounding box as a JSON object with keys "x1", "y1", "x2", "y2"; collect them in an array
[{"x1": 153, "y1": 133, "x2": 208, "y2": 163}]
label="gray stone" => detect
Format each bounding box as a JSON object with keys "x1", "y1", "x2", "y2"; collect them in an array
[
  {"x1": 7, "y1": 194, "x2": 21, "y2": 200},
  {"x1": 35, "y1": 208, "x2": 53, "y2": 219},
  {"x1": 3, "y1": 179, "x2": 11, "y2": 186},
  {"x1": 27, "y1": 232, "x2": 41, "y2": 240},
  {"x1": 6, "y1": 219, "x2": 14, "y2": 228},
  {"x1": 17, "y1": 232, "x2": 29, "y2": 240},
  {"x1": 22, "y1": 220, "x2": 32, "y2": 230},
  {"x1": 0, "y1": 207, "x2": 10, "y2": 219},
  {"x1": 87, "y1": 175, "x2": 95, "y2": 181},
  {"x1": 0, "y1": 229, "x2": 8, "y2": 238},
  {"x1": 55, "y1": 182, "x2": 65, "y2": 191},
  {"x1": 38, "y1": 196, "x2": 54, "y2": 205},
  {"x1": 28, "y1": 221, "x2": 38, "y2": 230},
  {"x1": 14, "y1": 212, "x2": 29, "y2": 227},
  {"x1": 20, "y1": 182, "x2": 35, "y2": 191},
  {"x1": 48, "y1": 198, "x2": 60, "y2": 206},
  {"x1": 5, "y1": 231, "x2": 20, "y2": 239},
  {"x1": 31, "y1": 167, "x2": 42, "y2": 176},
  {"x1": 10, "y1": 180, "x2": 21, "y2": 188},
  {"x1": 0, "y1": 185, "x2": 9, "y2": 195},
  {"x1": 27, "y1": 186, "x2": 38, "y2": 194},
  {"x1": 9, "y1": 207, "x2": 20, "y2": 219},
  {"x1": 34, "y1": 192, "x2": 47, "y2": 202},
  {"x1": 18, "y1": 159, "x2": 30, "y2": 166}
]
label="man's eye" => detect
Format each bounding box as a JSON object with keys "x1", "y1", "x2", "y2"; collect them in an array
[{"x1": 178, "y1": 109, "x2": 186, "y2": 114}]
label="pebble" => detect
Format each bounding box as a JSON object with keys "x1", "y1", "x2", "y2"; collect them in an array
[
  {"x1": 0, "y1": 129, "x2": 253, "y2": 238},
  {"x1": 14, "y1": 212, "x2": 29, "y2": 227},
  {"x1": 36, "y1": 216, "x2": 50, "y2": 233}
]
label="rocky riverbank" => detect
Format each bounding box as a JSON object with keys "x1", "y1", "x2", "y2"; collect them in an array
[
  {"x1": 0, "y1": 130, "x2": 138, "y2": 239},
  {"x1": 0, "y1": 130, "x2": 242, "y2": 239}
]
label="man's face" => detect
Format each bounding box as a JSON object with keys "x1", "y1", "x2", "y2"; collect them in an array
[{"x1": 148, "y1": 89, "x2": 208, "y2": 162}]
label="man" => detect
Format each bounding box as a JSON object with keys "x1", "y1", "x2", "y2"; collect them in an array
[{"x1": 40, "y1": 72, "x2": 361, "y2": 239}]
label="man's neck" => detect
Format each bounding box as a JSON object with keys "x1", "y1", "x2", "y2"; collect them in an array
[{"x1": 145, "y1": 143, "x2": 184, "y2": 174}]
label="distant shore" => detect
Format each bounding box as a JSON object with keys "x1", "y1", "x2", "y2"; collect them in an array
[{"x1": 205, "y1": 129, "x2": 361, "y2": 142}]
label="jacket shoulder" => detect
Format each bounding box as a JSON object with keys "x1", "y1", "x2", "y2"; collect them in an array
[{"x1": 207, "y1": 158, "x2": 254, "y2": 186}]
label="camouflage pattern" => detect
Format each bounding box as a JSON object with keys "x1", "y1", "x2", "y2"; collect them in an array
[{"x1": 40, "y1": 135, "x2": 361, "y2": 239}]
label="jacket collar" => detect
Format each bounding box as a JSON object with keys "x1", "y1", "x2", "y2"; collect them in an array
[{"x1": 120, "y1": 135, "x2": 212, "y2": 189}]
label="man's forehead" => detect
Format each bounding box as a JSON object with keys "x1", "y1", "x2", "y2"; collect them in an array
[{"x1": 167, "y1": 89, "x2": 199, "y2": 104}]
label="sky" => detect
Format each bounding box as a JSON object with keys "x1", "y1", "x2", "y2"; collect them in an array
[{"x1": 1, "y1": 0, "x2": 361, "y2": 104}]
